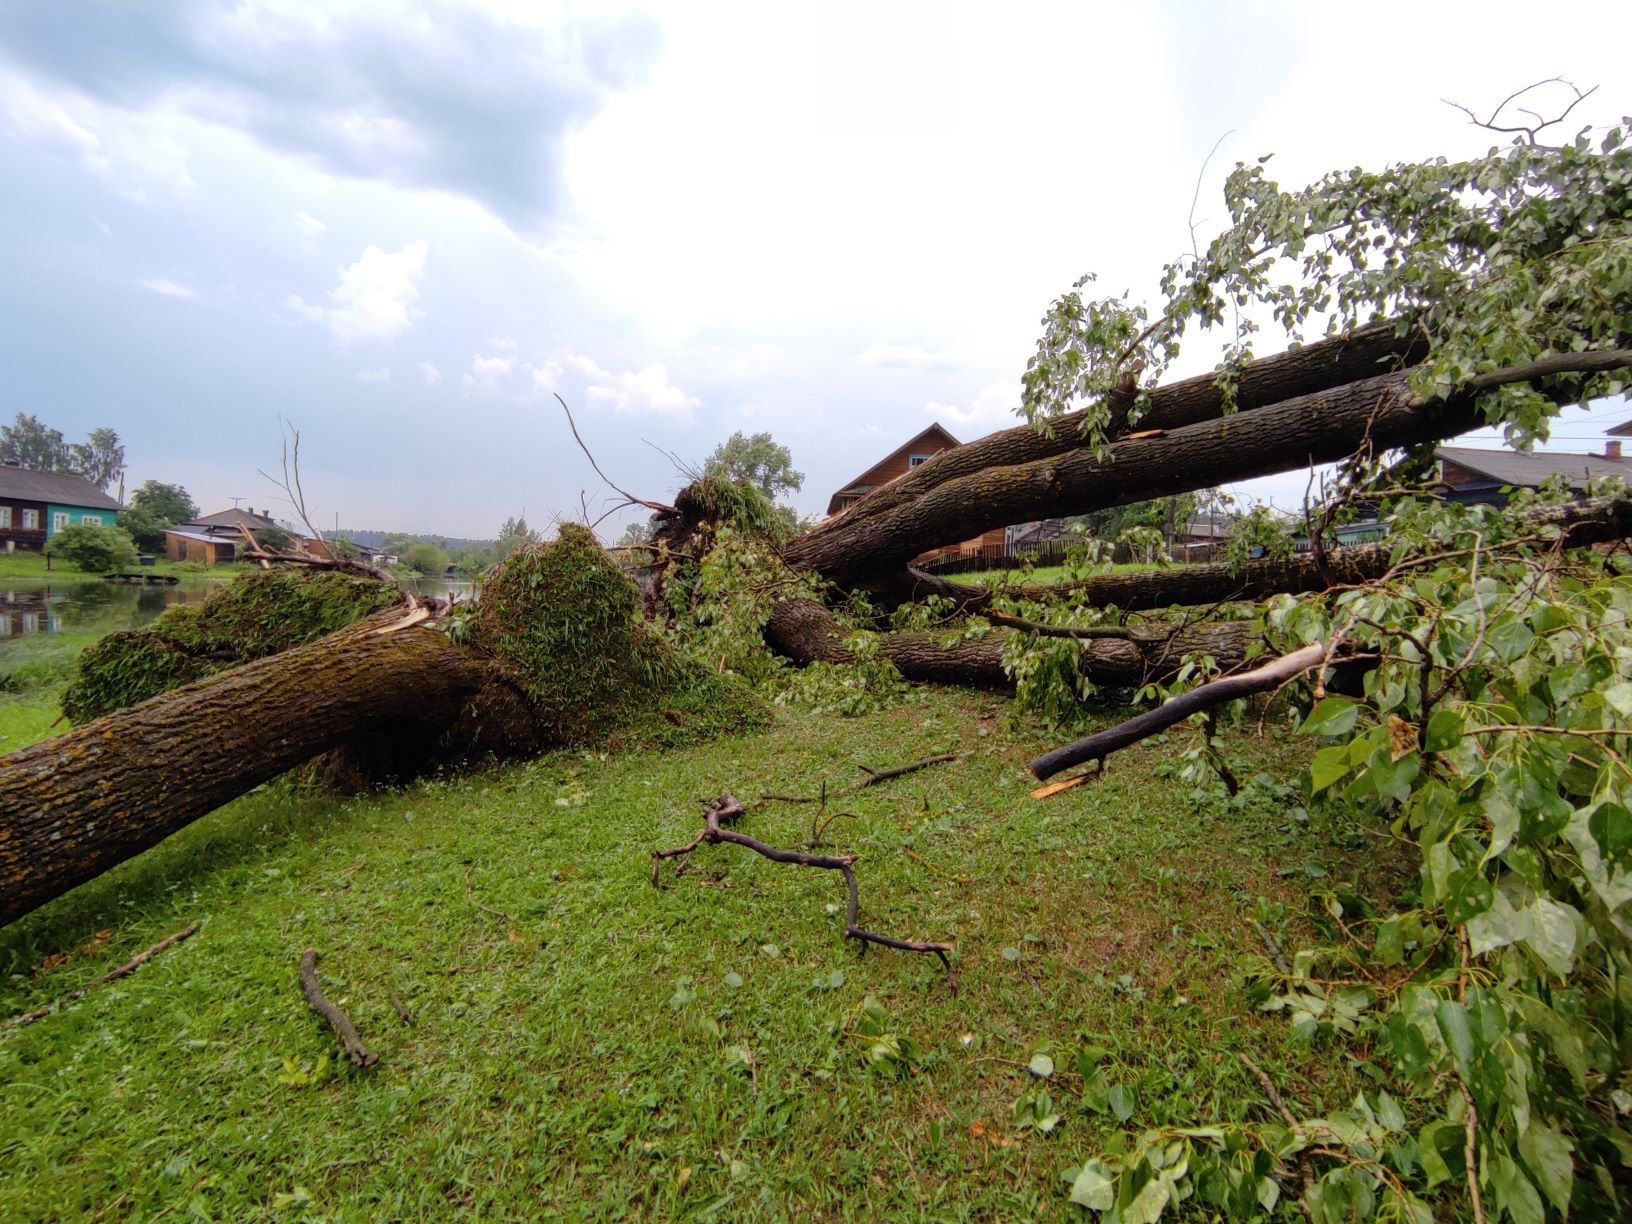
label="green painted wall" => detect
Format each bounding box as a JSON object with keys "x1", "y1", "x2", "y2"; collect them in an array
[{"x1": 45, "y1": 504, "x2": 120, "y2": 539}]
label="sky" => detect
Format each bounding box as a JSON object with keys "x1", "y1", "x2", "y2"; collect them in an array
[{"x1": 1, "y1": 0, "x2": 1627, "y2": 540}]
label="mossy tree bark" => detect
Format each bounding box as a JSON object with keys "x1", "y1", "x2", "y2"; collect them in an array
[{"x1": 0, "y1": 622, "x2": 488, "y2": 927}]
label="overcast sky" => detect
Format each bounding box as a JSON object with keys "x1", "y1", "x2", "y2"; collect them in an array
[{"x1": 1, "y1": 0, "x2": 1627, "y2": 539}]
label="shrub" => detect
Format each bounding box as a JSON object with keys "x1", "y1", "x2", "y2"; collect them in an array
[{"x1": 45, "y1": 523, "x2": 139, "y2": 573}]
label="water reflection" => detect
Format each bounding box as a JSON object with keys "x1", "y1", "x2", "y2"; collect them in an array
[{"x1": 0, "y1": 580, "x2": 216, "y2": 640}]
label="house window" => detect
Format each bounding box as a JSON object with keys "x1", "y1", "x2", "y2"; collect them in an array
[
  {"x1": 52, "y1": 512, "x2": 70, "y2": 533},
  {"x1": 908, "y1": 453, "x2": 932, "y2": 468},
  {"x1": 22, "y1": 509, "x2": 39, "y2": 529},
  {"x1": 0, "y1": 507, "x2": 10, "y2": 528},
  {"x1": 82, "y1": 514, "x2": 102, "y2": 526}
]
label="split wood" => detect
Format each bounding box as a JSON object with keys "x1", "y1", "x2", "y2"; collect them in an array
[
  {"x1": 760, "y1": 752, "x2": 960, "y2": 804},
  {"x1": 4, "y1": 922, "x2": 200, "y2": 1030},
  {"x1": 298, "y1": 948, "x2": 378, "y2": 1067},
  {"x1": 650, "y1": 792, "x2": 954, "y2": 973}
]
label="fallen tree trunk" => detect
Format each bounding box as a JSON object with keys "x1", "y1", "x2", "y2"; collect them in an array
[
  {"x1": 0, "y1": 620, "x2": 489, "y2": 927},
  {"x1": 765, "y1": 598, "x2": 1254, "y2": 689},
  {"x1": 915, "y1": 494, "x2": 1632, "y2": 613},
  {"x1": 797, "y1": 323, "x2": 1424, "y2": 542},
  {"x1": 785, "y1": 350, "x2": 1632, "y2": 592}
]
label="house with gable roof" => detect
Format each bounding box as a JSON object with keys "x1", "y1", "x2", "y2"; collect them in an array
[
  {"x1": 0, "y1": 462, "x2": 123, "y2": 553},
  {"x1": 825, "y1": 423, "x2": 1009, "y2": 563}
]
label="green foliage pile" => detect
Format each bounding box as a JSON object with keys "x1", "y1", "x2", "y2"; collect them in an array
[
  {"x1": 61, "y1": 570, "x2": 401, "y2": 723},
  {"x1": 44, "y1": 523, "x2": 138, "y2": 574},
  {"x1": 474, "y1": 523, "x2": 764, "y2": 749}
]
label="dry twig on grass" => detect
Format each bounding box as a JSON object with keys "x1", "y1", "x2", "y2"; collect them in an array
[
  {"x1": 4, "y1": 922, "x2": 201, "y2": 1030},
  {"x1": 651, "y1": 793, "x2": 954, "y2": 975},
  {"x1": 298, "y1": 948, "x2": 378, "y2": 1068}
]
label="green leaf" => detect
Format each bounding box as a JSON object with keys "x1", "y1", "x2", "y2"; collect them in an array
[
  {"x1": 1491, "y1": 1154, "x2": 1545, "y2": 1224},
  {"x1": 1604, "y1": 681, "x2": 1632, "y2": 717},
  {"x1": 1067, "y1": 1161, "x2": 1114, "y2": 1211},
  {"x1": 1001, "y1": 946, "x2": 1021, "y2": 962},
  {"x1": 1309, "y1": 745, "x2": 1351, "y2": 792},
  {"x1": 723, "y1": 972, "x2": 743, "y2": 989},
  {"x1": 1588, "y1": 802, "x2": 1632, "y2": 872},
  {"x1": 1520, "y1": 897, "x2": 1578, "y2": 977},
  {"x1": 1435, "y1": 999, "x2": 1474, "y2": 1073},
  {"x1": 1517, "y1": 1119, "x2": 1574, "y2": 1215},
  {"x1": 1443, "y1": 867, "x2": 1494, "y2": 924},
  {"x1": 1108, "y1": 1082, "x2": 1134, "y2": 1122},
  {"x1": 1121, "y1": 1170, "x2": 1173, "y2": 1224},
  {"x1": 1299, "y1": 697, "x2": 1359, "y2": 737},
  {"x1": 1423, "y1": 707, "x2": 1463, "y2": 753},
  {"x1": 1029, "y1": 1053, "x2": 1055, "y2": 1079}
]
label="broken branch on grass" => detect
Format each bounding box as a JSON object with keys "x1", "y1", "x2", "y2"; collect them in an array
[
  {"x1": 1029, "y1": 643, "x2": 1332, "y2": 782},
  {"x1": 388, "y1": 991, "x2": 416, "y2": 1026},
  {"x1": 651, "y1": 793, "x2": 953, "y2": 972},
  {"x1": 4, "y1": 922, "x2": 201, "y2": 1030},
  {"x1": 1238, "y1": 1051, "x2": 1317, "y2": 1221},
  {"x1": 298, "y1": 948, "x2": 378, "y2": 1068}
]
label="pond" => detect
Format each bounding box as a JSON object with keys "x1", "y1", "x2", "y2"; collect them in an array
[{"x1": 0, "y1": 579, "x2": 219, "y2": 641}]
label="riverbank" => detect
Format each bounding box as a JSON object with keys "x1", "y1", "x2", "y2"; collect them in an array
[{"x1": 0, "y1": 552, "x2": 232, "y2": 582}]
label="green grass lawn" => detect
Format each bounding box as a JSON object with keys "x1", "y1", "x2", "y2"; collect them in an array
[
  {"x1": 0, "y1": 552, "x2": 229, "y2": 581},
  {"x1": 0, "y1": 688, "x2": 1394, "y2": 1221}
]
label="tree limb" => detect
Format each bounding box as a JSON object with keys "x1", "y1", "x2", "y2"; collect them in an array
[
  {"x1": 298, "y1": 948, "x2": 378, "y2": 1068},
  {"x1": 4, "y1": 923, "x2": 200, "y2": 1029},
  {"x1": 1029, "y1": 642, "x2": 1331, "y2": 781}
]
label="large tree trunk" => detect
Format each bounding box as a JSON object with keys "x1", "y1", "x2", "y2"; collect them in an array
[
  {"x1": 785, "y1": 350, "x2": 1632, "y2": 593},
  {"x1": 802, "y1": 323, "x2": 1424, "y2": 541},
  {"x1": 765, "y1": 598, "x2": 1253, "y2": 690},
  {"x1": 907, "y1": 495, "x2": 1632, "y2": 613},
  {"x1": 0, "y1": 621, "x2": 488, "y2": 927}
]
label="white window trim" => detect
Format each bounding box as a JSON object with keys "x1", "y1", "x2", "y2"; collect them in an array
[
  {"x1": 52, "y1": 512, "x2": 70, "y2": 532},
  {"x1": 0, "y1": 506, "x2": 10, "y2": 528}
]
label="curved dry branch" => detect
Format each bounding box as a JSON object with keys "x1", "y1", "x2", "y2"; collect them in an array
[
  {"x1": 553, "y1": 393, "x2": 676, "y2": 518},
  {"x1": 650, "y1": 793, "x2": 953, "y2": 971}
]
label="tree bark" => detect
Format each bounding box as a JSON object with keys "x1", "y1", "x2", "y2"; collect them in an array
[
  {"x1": 921, "y1": 495, "x2": 1632, "y2": 613},
  {"x1": 801, "y1": 323, "x2": 1423, "y2": 541},
  {"x1": 0, "y1": 621, "x2": 489, "y2": 927},
  {"x1": 764, "y1": 598, "x2": 1253, "y2": 690},
  {"x1": 785, "y1": 351, "x2": 1632, "y2": 593}
]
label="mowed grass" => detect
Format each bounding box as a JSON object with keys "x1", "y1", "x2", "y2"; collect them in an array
[
  {"x1": 0, "y1": 691, "x2": 1391, "y2": 1221},
  {"x1": 0, "y1": 553, "x2": 225, "y2": 581}
]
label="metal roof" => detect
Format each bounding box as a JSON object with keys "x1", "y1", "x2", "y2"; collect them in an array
[
  {"x1": 1436, "y1": 446, "x2": 1630, "y2": 490},
  {"x1": 0, "y1": 465, "x2": 123, "y2": 510}
]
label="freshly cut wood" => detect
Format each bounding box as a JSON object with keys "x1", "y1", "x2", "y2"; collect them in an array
[{"x1": 0, "y1": 620, "x2": 488, "y2": 927}]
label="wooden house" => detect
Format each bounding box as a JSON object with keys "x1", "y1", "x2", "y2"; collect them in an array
[
  {"x1": 825, "y1": 424, "x2": 1009, "y2": 563},
  {"x1": 164, "y1": 506, "x2": 285, "y2": 564},
  {"x1": 0, "y1": 463, "x2": 123, "y2": 553}
]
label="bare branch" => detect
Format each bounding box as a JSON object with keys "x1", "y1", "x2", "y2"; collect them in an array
[{"x1": 553, "y1": 393, "x2": 675, "y2": 517}]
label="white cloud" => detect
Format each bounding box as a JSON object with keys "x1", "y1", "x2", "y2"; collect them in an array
[
  {"x1": 289, "y1": 240, "x2": 427, "y2": 342},
  {"x1": 485, "y1": 336, "x2": 518, "y2": 350},
  {"x1": 566, "y1": 354, "x2": 700, "y2": 419},
  {"x1": 857, "y1": 343, "x2": 955, "y2": 371},
  {"x1": 0, "y1": 70, "x2": 194, "y2": 201},
  {"x1": 95, "y1": 218, "x2": 111, "y2": 237},
  {"x1": 462, "y1": 351, "x2": 515, "y2": 391},
  {"x1": 926, "y1": 383, "x2": 1018, "y2": 431},
  {"x1": 140, "y1": 276, "x2": 195, "y2": 299},
  {"x1": 418, "y1": 361, "x2": 442, "y2": 386},
  {"x1": 529, "y1": 359, "x2": 565, "y2": 394},
  {"x1": 294, "y1": 210, "x2": 327, "y2": 239},
  {"x1": 356, "y1": 366, "x2": 391, "y2": 383}
]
